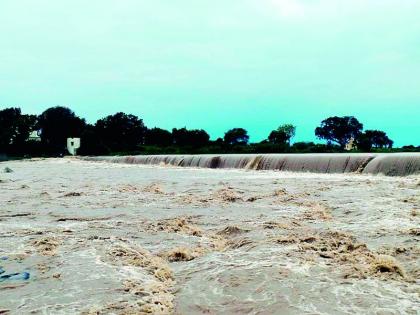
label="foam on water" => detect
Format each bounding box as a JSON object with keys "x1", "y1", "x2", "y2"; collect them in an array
[{"x1": 0, "y1": 158, "x2": 418, "y2": 314}]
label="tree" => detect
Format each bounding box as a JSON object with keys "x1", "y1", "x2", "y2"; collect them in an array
[
  {"x1": 145, "y1": 128, "x2": 173, "y2": 146},
  {"x1": 214, "y1": 137, "x2": 224, "y2": 145},
  {"x1": 268, "y1": 124, "x2": 296, "y2": 144},
  {"x1": 37, "y1": 106, "x2": 86, "y2": 153},
  {"x1": 356, "y1": 130, "x2": 393, "y2": 151},
  {"x1": 172, "y1": 128, "x2": 210, "y2": 147},
  {"x1": 400, "y1": 145, "x2": 420, "y2": 152},
  {"x1": 78, "y1": 124, "x2": 109, "y2": 155},
  {"x1": 95, "y1": 112, "x2": 146, "y2": 152},
  {"x1": 14, "y1": 114, "x2": 38, "y2": 148},
  {"x1": 315, "y1": 116, "x2": 363, "y2": 148},
  {"x1": 0, "y1": 107, "x2": 37, "y2": 153},
  {"x1": 224, "y1": 128, "x2": 249, "y2": 145},
  {"x1": 0, "y1": 108, "x2": 22, "y2": 150}
]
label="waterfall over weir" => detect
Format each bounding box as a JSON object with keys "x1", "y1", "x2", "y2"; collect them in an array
[{"x1": 83, "y1": 153, "x2": 420, "y2": 176}]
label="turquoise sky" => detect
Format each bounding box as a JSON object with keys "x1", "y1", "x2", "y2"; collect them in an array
[{"x1": 1, "y1": 0, "x2": 419, "y2": 146}]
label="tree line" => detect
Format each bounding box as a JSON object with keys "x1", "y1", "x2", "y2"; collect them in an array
[{"x1": 0, "y1": 106, "x2": 417, "y2": 157}]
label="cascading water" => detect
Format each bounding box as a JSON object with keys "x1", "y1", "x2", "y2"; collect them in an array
[
  {"x1": 82, "y1": 153, "x2": 420, "y2": 176},
  {"x1": 361, "y1": 153, "x2": 420, "y2": 176}
]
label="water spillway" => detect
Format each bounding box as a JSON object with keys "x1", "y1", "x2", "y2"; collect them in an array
[
  {"x1": 82, "y1": 153, "x2": 420, "y2": 176},
  {"x1": 361, "y1": 153, "x2": 420, "y2": 176}
]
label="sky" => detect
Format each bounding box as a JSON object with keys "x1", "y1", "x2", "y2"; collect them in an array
[{"x1": 0, "y1": 0, "x2": 419, "y2": 146}]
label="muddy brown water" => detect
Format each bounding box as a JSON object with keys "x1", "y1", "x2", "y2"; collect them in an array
[
  {"x1": 84, "y1": 153, "x2": 420, "y2": 176},
  {"x1": 0, "y1": 158, "x2": 419, "y2": 314}
]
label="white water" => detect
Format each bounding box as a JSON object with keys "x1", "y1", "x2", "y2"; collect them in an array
[
  {"x1": 84, "y1": 153, "x2": 420, "y2": 176},
  {"x1": 0, "y1": 158, "x2": 418, "y2": 314}
]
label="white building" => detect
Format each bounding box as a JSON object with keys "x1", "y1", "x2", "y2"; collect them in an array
[
  {"x1": 67, "y1": 138, "x2": 81, "y2": 156},
  {"x1": 28, "y1": 130, "x2": 41, "y2": 142},
  {"x1": 345, "y1": 138, "x2": 356, "y2": 151}
]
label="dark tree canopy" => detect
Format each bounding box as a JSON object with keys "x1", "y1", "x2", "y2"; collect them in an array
[
  {"x1": 0, "y1": 107, "x2": 37, "y2": 153},
  {"x1": 268, "y1": 124, "x2": 296, "y2": 144},
  {"x1": 356, "y1": 130, "x2": 393, "y2": 151},
  {"x1": 0, "y1": 107, "x2": 22, "y2": 149},
  {"x1": 145, "y1": 128, "x2": 173, "y2": 147},
  {"x1": 78, "y1": 124, "x2": 109, "y2": 155},
  {"x1": 214, "y1": 137, "x2": 224, "y2": 145},
  {"x1": 172, "y1": 128, "x2": 210, "y2": 147},
  {"x1": 95, "y1": 112, "x2": 146, "y2": 152},
  {"x1": 0, "y1": 106, "x2": 412, "y2": 156},
  {"x1": 13, "y1": 114, "x2": 38, "y2": 147},
  {"x1": 315, "y1": 116, "x2": 363, "y2": 148},
  {"x1": 38, "y1": 106, "x2": 86, "y2": 153},
  {"x1": 224, "y1": 128, "x2": 249, "y2": 145}
]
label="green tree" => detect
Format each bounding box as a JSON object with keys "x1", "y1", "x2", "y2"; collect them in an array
[
  {"x1": 224, "y1": 128, "x2": 249, "y2": 145},
  {"x1": 356, "y1": 130, "x2": 393, "y2": 151},
  {"x1": 95, "y1": 112, "x2": 146, "y2": 152},
  {"x1": 0, "y1": 107, "x2": 37, "y2": 153},
  {"x1": 38, "y1": 106, "x2": 86, "y2": 154},
  {"x1": 268, "y1": 124, "x2": 296, "y2": 144},
  {"x1": 14, "y1": 114, "x2": 38, "y2": 147},
  {"x1": 78, "y1": 124, "x2": 109, "y2": 155},
  {"x1": 145, "y1": 128, "x2": 173, "y2": 146},
  {"x1": 172, "y1": 128, "x2": 210, "y2": 147},
  {"x1": 0, "y1": 107, "x2": 22, "y2": 150},
  {"x1": 315, "y1": 116, "x2": 363, "y2": 148}
]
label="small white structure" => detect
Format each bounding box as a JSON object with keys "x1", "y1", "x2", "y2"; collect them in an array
[
  {"x1": 345, "y1": 137, "x2": 356, "y2": 151},
  {"x1": 28, "y1": 130, "x2": 41, "y2": 142},
  {"x1": 67, "y1": 138, "x2": 81, "y2": 156}
]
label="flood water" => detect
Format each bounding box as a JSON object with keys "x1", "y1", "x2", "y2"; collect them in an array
[
  {"x1": 0, "y1": 158, "x2": 419, "y2": 314},
  {"x1": 85, "y1": 153, "x2": 420, "y2": 176}
]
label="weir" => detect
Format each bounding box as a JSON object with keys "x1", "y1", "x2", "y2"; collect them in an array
[{"x1": 82, "y1": 153, "x2": 420, "y2": 176}]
